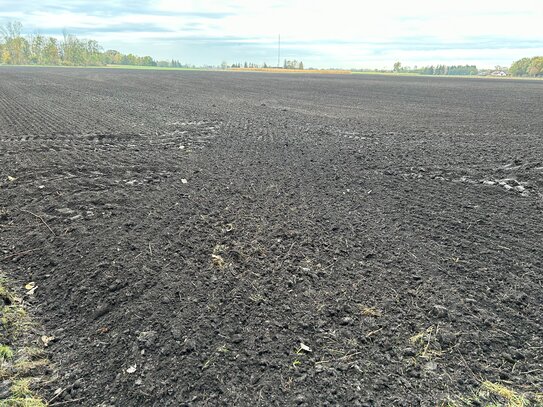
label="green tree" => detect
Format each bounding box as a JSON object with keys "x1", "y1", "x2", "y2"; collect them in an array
[
  {"x1": 61, "y1": 30, "x2": 85, "y2": 65},
  {"x1": 0, "y1": 20, "x2": 165, "y2": 68},
  {"x1": 29, "y1": 33, "x2": 45, "y2": 64},
  {"x1": 103, "y1": 49, "x2": 122, "y2": 65},
  {"x1": 528, "y1": 57, "x2": 543, "y2": 76},
  {"x1": 393, "y1": 61, "x2": 402, "y2": 72},
  {"x1": 510, "y1": 57, "x2": 531, "y2": 76},
  {"x1": 85, "y1": 40, "x2": 102, "y2": 65},
  {"x1": 42, "y1": 37, "x2": 60, "y2": 65},
  {"x1": 1, "y1": 21, "x2": 29, "y2": 64},
  {"x1": 139, "y1": 56, "x2": 156, "y2": 66}
]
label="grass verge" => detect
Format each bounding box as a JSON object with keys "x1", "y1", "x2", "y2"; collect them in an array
[
  {"x1": 0, "y1": 275, "x2": 48, "y2": 406},
  {"x1": 445, "y1": 380, "x2": 543, "y2": 407}
]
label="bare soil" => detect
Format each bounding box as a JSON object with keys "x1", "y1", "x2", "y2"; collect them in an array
[{"x1": 1, "y1": 67, "x2": 542, "y2": 406}]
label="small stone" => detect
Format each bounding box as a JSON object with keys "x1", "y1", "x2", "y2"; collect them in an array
[
  {"x1": 438, "y1": 332, "x2": 456, "y2": 346},
  {"x1": 182, "y1": 339, "x2": 196, "y2": 353},
  {"x1": 402, "y1": 347, "x2": 417, "y2": 357},
  {"x1": 0, "y1": 380, "x2": 11, "y2": 399},
  {"x1": 231, "y1": 334, "x2": 243, "y2": 344},
  {"x1": 432, "y1": 305, "x2": 449, "y2": 318},
  {"x1": 171, "y1": 327, "x2": 183, "y2": 341},
  {"x1": 407, "y1": 368, "x2": 421, "y2": 378},
  {"x1": 92, "y1": 303, "x2": 112, "y2": 320},
  {"x1": 340, "y1": 316, "x2": 354, "y2": 325},
  {"x1": 424, "y1": 361, "x2": 438, "y2": 371},
  {"x1": 137, "y1": 331, "x2": 157, "y2": 348},
  {"x1": 502, "y1": 353, "x2": 515, "y2": 363},
  {"x1": 512, "y1": 350, "x2": 526, "y2": 360}
]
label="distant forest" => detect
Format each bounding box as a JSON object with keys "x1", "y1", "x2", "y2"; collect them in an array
[{"x1": 0, "y1": 21, "x2": 184, "y2": 68}]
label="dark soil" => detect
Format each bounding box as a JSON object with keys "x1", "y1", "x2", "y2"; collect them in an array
[{"x1": 1, "y1": 67, "x2": 542, "y2": 406}]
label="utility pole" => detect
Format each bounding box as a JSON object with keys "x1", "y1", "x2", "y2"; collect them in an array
[{"x1": 277, "y1": 34, "x2": 281, "y2": 68}]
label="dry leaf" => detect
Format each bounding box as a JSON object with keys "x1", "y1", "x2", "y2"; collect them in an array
[
  {"x1": 211, "y1": 254, "x2": 225, "y2": 268},
  {"x1": 181, "y1": 179, "x2": 188, "y2": 184},
  {"x1": 25, "y1": 282, "x2": 36, "y2": 290},
  {"x1": 7, "y1": 176, "x2": 16, "y2": 182},
  {"x1": 126, "y1": 364, "x2": 137, "y2": 374},
  {"x1": 300, "y1": 343, "x2": 312, "y2": 352},
  {"x1": 41, "y1": 335, "x2": 55, "y2": 347}
]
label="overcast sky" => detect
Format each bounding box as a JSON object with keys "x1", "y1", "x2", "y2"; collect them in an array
[{"x1": 1, "y1": 0, "x2": 542, "y2": 68}]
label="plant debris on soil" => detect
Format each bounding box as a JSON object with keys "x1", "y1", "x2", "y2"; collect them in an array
[
  {"x1": 0, "y1": 274, "x2": 50, "y2": 406},
  {"x1": 0, "y1": 67, "x2": 542, "y2": 406}
]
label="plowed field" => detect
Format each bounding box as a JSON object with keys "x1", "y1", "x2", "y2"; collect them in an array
[{"x1": 1, "y1": 67, "x2": 542, "y2": 406}]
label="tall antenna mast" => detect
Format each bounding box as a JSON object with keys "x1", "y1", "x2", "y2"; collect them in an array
[{"x1": 278, "y1": 34, "x2": 281, "y2": 68}]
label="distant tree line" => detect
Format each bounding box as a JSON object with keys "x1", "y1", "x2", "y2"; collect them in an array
[
  {"x1": 283, "y1": 59, "x2": 304, "y2": 69},
  {"x1": 417, "y1": 65, "x2": 478, "y2": 75},
  {"x1": 509, "y1": 57, "x2": 543, "y2": 77},
  {"x1": 393, "y1": 61, "x2": 478, "y2": 75},
  {"x1": 0, "y1": 21, "x2": 187, "y2": 68},
  {"x1": 156, "y1": 60, "x2": 187, "y2": 68},
  {"x1": 229, "y1": 62, "x2": 264, "y2": 68},
  {"x1": 223, "y1": 60, "x2": 305, "y2": 70}
]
